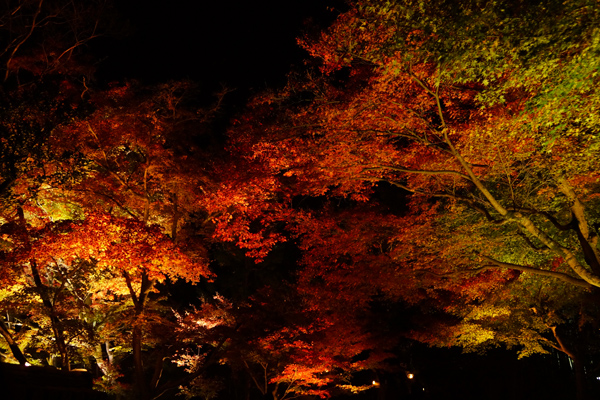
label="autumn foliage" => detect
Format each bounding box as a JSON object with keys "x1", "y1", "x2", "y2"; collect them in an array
[{"x1": 2, "y1": 1, "x2": 600, "y2": 400}]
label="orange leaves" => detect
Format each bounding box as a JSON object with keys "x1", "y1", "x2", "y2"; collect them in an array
[
  {"x1": 48, "y1": 82, "x2": 211, "y2": 235},
  {"x1": 201, "y1": 162, "x2": 294, "y2": 261},
  {"x1": 15, "y1": 212, "x2": 211, "y2": 291},
  {"x1": 299, "y1": 4, "x2": 399, "y2": 75}
]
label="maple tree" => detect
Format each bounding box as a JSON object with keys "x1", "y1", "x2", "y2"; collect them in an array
[
  {"x1": 219, "y1": 0, "x2": 600, "y2": 398},
  {"x1": 0, "y1": 0, "x2": 117, "y2": 374},
  {"x1": 230, "y1": 0, "x2": 600, "y2": 313},
  {"x1": 0, "y1": 2, "x2": 251, "y2": 400},
  {"x1": 216, "y1": 283, "x2": 390, "y2": 400},
  {"x1": 0, "y1": 34, "x2": 274, "y2": 395},
  {"x1": 0, "y1": 211, "x2": 214, "y2": 397},
  {"x1": 3, "y1": 0, "x2": 600, "y2": 399},
  {"x1": 46, "y1": 82, "x2": 221, "y2": 232},
  {"x1": 0, "y1": 0, "x2": 123, "y2": 217},
  {"x1": 0, "y1": 57, "x2": 231, "y2": 399},
  {"x1": 299, "y1": 0, "x2": 600, "y2": 285}
]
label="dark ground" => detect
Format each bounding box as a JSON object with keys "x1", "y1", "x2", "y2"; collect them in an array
[{"x1": 345, "y1": 346, "x2": 600, "y2": 400}]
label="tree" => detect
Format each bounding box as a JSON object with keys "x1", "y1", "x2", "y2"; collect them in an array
[
  {"x1": 0, "y1": 0, "x2": 118, "y2": 204},
  {"x1": 291, "y1": 0, "x2": 600, "y2": 287},
  {"x1": 47, "y1": 82, "x2": 221, "y2": 234},
  {"x1": 230, "y1": 0, "x2": 600, "y2": 307},
  {"x1": 218, "y1": 284, "x2": 390, "y2": 400},
  {"x1": 0, "y1": 3, "x2": 263, "y2": 399},
  {"x1": 0, "y1": 211, "x2": 213, "y2": 397},
  {"x1": 0, "y1": 75, "x2": 236, "y2": 398},
  {"x1": 223, "y1": 0, "x2": 600, "y2": 397},
  {"x1": 0, "y1": 1, "x2": 120, "y2": 374}
]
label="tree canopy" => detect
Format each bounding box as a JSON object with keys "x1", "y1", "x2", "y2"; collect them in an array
[
  {"x1": 222, "y1": 0, "x2": 600, "y2": 397},
  {"x1": 2, "y1": 1, "x2": 600, "y2": 400}
]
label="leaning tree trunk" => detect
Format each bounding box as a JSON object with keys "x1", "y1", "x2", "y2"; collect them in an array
[
  {"x1": 0, "y1": 319, "x2": 28, "y2": 365},
  {"x1": 30, "y1": 259, "x2": 70, "y2": 370}
]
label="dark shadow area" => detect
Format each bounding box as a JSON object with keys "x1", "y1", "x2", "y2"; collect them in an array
[{"x1": 0, "y1": 363, "x2": 107, "y2": 400}]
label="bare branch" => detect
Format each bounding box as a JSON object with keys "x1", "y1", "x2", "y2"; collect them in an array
[
  {"x1": 4, "y1": 0, "x2": 45, "y2": 81},
  {"x1": 549, "y1": 326, "x2": 577, "y2": 359}
]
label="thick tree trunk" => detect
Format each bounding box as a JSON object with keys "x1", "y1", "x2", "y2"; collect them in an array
[
  {"x1": 573, "y1": 355, "x2": 589, "y2": 400},
  {"x1": 551, "y1": 326, "x2": 589, "y2": 400}
]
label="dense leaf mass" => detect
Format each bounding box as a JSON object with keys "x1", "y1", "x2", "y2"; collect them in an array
[{"x1": 2, "y1": 1, "x2": 600, "y2": 400}]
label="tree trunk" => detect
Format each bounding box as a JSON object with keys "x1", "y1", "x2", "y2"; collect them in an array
[
  {"x1": 133, "y1": 323, "x2": 148, "y2": 400},
  {"x1": 550, "y1": 326, "x2": 589, "y2": 400},
  {"x1": 13, "y1": 207, "x2": 66, "y2": 368},
  {"x1": 0, "y1": 319, "x2": 28, "y2": 365},
  {"x1": 30, "y1": 258, "x2": 70, "y2": 370},
  {"x1": 171, "y1": 192, "x2": 179, "y2": 242},
  {"x1": 573, "y1": 355, "x2": 589, "y2": 400},
  {"x1": 124, "y1": 270, "x2": 155, "y2": 400}
]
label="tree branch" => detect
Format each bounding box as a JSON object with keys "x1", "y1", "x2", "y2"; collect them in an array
[
  {"x1": 549, "y1": 325, "x2": 577, "y2": 360},
  {"x1": 153, "y1": 333, "x2": 232, "y2": 399},
  {"x1": 516, "y1": 230, "x2": 549, "y2": 251},
  {"x1": 481, "y1": 256, "x2": 592, "y2": 289},
  {"x1": 4, "y1": 0, "x2": 44, "y2": 81},
  {"x1": 243, "y1": 357, "x2": 268, "y2": 395},
  {"x1": 363, "y1": 165, "x2": 472, "y2": 181},
  {"x1": 0, "y1": 319, "x2": 29, "y2": 365},
  {"x1": 360, "y1": 175, "x2": 507, "y2": 224}
]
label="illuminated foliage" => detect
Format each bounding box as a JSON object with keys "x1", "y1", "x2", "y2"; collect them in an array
[
  {"x1": 0, "y1": 210, "x2": 214, "y2": 396},
  {"x1": 3, "y1": 1, "x2": 600, "y2": 399},
  {"x1": 221, "y1": 2, "x2": 600, "y2": 398},
  {"x1": 231, "y1": 0, "x2": 600, "y2": 296},
  {"x1": 217, "y1": 285, "x2": 390, "y2": 400}
]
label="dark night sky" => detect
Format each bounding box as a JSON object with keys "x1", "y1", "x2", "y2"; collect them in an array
[{"x1": 97, "y1": 0, "x2": 340, "y2": 95}]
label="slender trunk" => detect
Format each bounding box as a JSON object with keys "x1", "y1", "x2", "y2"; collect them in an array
[
  {"x1": 95, "y1": 343, "x2": 109, "y2": 375},
  {"x1": 17, "y1": 207, "x2": 70, "y2": 368},
  {"x1": 30, "y1": 259, "x2": 70, "y2": 370},
  {"x1": 5, "y1": 207, "x2": 32, "y2": 366},
  {"x1": 271, "y1": 382, "x2": 280, "y2": 400},
  {"x1": 0, "y1": 319, "x2": 28, "y2": 365},
  {"x1": 124, "y1": 270, "x2": 155, "y2": 400},
  {"x1": 133, "y1": 323, "x2": 148, "y2": 399},
  {"x1": 242, "y1": 358, "x2": 268, "y2": 397},
  {"x1": 150, "y1": 354, "x2": 166, "y2": 392},
  {"x1": 106, "y1": 340, "x2": 114, "y2": 365},
  {"x1": 171, "y1": 193, "x2": 179, "y2": 242}
]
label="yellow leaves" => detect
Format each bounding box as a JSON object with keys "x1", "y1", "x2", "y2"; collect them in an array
[
  {"x1": 447, "y1": 201, "x2": 467, "y2": 214},
  {"x1": 0, "y1": 284, "x2": 24, "y2": 302},
  {"x1": 455, "y1": 323, "x2": 495, "y2": 347},
  {"x1": 466, "y1": 304, "x2": 512, "y2": 321},
  {"x1": 339, "y1": 384, "x2": 376, "y2": 394}
]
